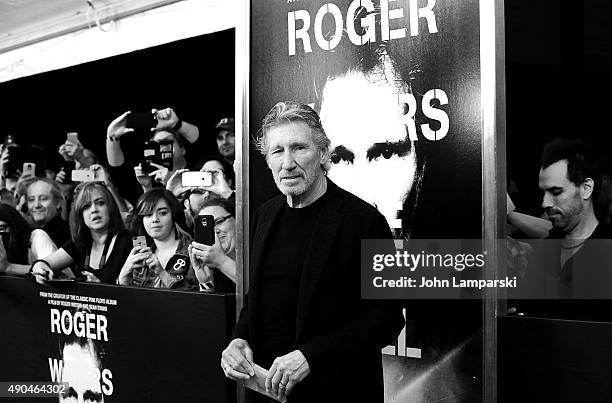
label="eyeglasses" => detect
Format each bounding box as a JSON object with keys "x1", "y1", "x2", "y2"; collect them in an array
[{"x1": 214, "y1": 215, "x2": 232, "y2": 227}]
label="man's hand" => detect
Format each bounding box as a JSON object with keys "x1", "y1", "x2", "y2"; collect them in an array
[
  {"x1": 107, "y1": 111, "x2": 135, "y2": 140},
  {"x1": 200, "y1": 168, "x2": 233, "y2": 199},
  {"x1": 166, "y1": 168, "x2": 189, "y2": 197},
  {"x1": 55, "y1": 169, "x2": 66, "y2": 184},
  {"x1": 266, "y1": 350, "x2": 310, "y2": 400},
  {"x1": 133, "y1": 164, "x2": 154, "y2": 191},
  {"x1": 221, "y1": 338, "x2": 255, "y2": 381},
  {"x1": 149, "y1": 162, "x2": 170, "y2": 185},
  {"x1": 152, "y1": 107, "x2": 179, "y2": 131}
]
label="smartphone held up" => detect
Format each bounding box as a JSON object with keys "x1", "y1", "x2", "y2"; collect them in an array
[
  {"x1": 182, "y1": 171, "x2": 213, "y2": 188},
  {"x1": 194, "y1": 215, "x2": 215, "y2": 246}
]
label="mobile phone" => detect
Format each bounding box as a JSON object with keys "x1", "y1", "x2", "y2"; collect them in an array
[
  {"x1": 194, "y1": 215, "x2": 215, "y2": 246},
  {"x1": 71, "y1": 169, "x2": 94, "y2": 182},
  {"x1": 62, "y1": 161, "x2": 76, "y2": 184},
  {"x1": 66, "y1": 132, "x2": 79, "y2": 145},
  {"x1": 182, "y1": 171, "x2": 213, "y2": 187},
  {"x1": 125, "y1": 112, "x2": 157, "y2": 130},
  {"x1": 5, "y1": 145, "x2": 24, "y2": 174},
  {"x1": 22, "y1": 162, "x2": 36, "y2": 176},
  {"x1": 132, "y1": 235, "x2": 147, "y2": 249}
]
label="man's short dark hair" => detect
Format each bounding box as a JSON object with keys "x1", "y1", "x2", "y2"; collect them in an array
[{"x1": 540, "y1": 138, "x2": 601, "y2": 199}]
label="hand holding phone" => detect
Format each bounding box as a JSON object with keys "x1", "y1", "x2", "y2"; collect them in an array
[
  {"x1": 61, "y1": 161, "x2": 76, "y2": 184},
  {"x1": 126, "y1": 112, "x2": 157, "y2": 130},
  {"x1": 22, "y1": 162, "x2": 36, "y2": 177}
]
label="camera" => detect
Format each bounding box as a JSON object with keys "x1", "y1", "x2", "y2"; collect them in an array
[
  {"x1": 71, "y1": 169, "x2": 95, "y2": 182},
  {"x1": 182, "y1": 171, "x2": 213, "y2": 187},
  {"x1": 141, "y1": 140, "x2": 173, "y2": 172}
]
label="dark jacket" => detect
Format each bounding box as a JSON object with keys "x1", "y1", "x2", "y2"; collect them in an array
[{"x1": 233, "y1": 179, "x2": 404, "y2": 402}]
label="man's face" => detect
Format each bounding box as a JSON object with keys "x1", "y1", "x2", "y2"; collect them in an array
[
  {"x1": 216, "y1": 130, "x2": 235, "y2": 160},
  {"x1": 265, "y1": 121, "x2": 326, "y2": 199},
  {"x1": 26, "y1": 181, "x2": 60, "y2": 226},
  {"x1": 152, "y1": 130, "x2": 185, "y2": 169},
  {"x1": 319, "y1": 69, "x2": 417, "y2": 224},
  {"x1": 60, "y1": 343, "x2": 104, "y2": 402},
  {"x1": 539, "y1": 160, "x2": 585, "y2": 232}
]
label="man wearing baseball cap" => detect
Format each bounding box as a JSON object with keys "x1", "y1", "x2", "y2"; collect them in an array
[{"x1": 215, "y1": 117, "x2": 235, "y2": 164}]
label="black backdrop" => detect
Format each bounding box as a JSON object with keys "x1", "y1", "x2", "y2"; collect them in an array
[{"x1": 0, "y1": 28, "x2": 235, "y2": 203}]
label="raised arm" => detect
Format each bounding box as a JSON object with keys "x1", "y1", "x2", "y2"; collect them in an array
[{"x1": 106, "y1": 111, "x2": 135, "y2": 167}]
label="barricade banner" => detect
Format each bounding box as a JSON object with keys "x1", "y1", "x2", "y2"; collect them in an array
[{"x1": 0, "y1": 276, "x2": 235, "y2": 402}]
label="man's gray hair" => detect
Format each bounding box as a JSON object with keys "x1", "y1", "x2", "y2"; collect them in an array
[{"x1": 256, "y1": 101, "x2": 331, "y2": 172}]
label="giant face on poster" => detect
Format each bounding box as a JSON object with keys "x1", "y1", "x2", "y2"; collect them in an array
[
  {"x1": 250, "y1": 0, "x2": 481, "y2": 239},
  {"x1": 250, "y1": 0, "x2": 482, "y2": 401}
]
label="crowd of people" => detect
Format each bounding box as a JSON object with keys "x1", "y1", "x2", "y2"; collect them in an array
[{"x1": 0, "y1": 108, "x2": 237, "y2": 293}]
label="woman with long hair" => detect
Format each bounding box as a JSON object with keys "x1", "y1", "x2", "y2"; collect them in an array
[
  {"x1": 118, "y1": 188, "x2": 194, "y2": 289},
  {"x1": 0, "y1": 203, "x2": 56, "y2": 275},
  {"x1": 30, "y1": 181, "x2": 131, "y2": 283}
]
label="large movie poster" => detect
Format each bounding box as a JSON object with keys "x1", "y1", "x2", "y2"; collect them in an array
[
  {"x1": 250, "y1": 0, "x2": 483, "y2": 401},
  {"x1": 0, "y1": 277, "x2": 235, "y2": 402}
]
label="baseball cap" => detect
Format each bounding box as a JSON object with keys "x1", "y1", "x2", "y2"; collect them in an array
[{"x1": 215, "y1": 117, "x2": 235, "y2": 132}]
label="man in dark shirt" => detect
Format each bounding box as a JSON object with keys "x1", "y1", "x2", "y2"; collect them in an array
[
  {"x1": 25, "y1": 178, "x2": 70, "y2": 246},
  {"x1": 221, "y1": 101, "x2": 403, "y2": 402},
  {"x1": 522, "y1": 138, "x2": 612, "y2": 319}
]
